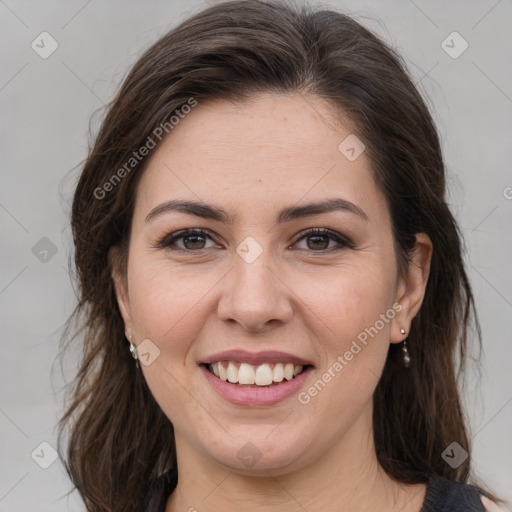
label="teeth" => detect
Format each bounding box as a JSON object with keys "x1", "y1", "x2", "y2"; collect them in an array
[
  {"x1": 238, "y1": 363, "x2": 255, "y2": 384},
  {"x1": 208, "y1": 361, "x2": 304, "y2": 386},
  {"x1": 255, "y1": 364, "x2": 273, "y2": 386},
  {"x1": 284, "y1": 363, "x2": 294, "y2": 380},
  {"x1": 227, "y1": 361, "x2": 238, "y2": 383},
  {"x1": 273, "y1": 363, "x2": 284, "y2": 382},
  {"x1": 218, "y1": 362, "x2": 228, "y2": 381}
]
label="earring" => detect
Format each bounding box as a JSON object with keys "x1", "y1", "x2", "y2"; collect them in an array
[
  {"x1": 400, "y1": 328, "x2": 410, "y2": 368},
  {"x1": 127, "y1": 329, "x2": 140, "y2": 369}
]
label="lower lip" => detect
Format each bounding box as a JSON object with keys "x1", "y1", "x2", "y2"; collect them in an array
[{"x1": 200, "y1": 365, "x2": 313, "y2": 407}]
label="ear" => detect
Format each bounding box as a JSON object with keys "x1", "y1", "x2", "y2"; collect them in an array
[
  {"x1": 391, "y1": 232, "x2": 433, "y2": 343},
  {"x1": 108, "y1": 245, "x2": 133, "y2": 332}
]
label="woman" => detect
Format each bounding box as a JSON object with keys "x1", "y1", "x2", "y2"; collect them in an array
[{"x1": 57, "y1": 1, "x2": 508, "y2": 511}]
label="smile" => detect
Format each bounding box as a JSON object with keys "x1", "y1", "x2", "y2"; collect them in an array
[
  {"x1": 201, "y1": 363, "x2": 314, "y2": 407},
  {"x1": 207, "y1": 361, "x2": 306, "y2": 387}
]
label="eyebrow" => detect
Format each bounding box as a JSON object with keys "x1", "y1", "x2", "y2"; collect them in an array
[{"x1": 145, "y1": 197, "x2": 369, "y2": 225}]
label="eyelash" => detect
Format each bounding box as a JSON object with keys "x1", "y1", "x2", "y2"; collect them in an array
[{"x1": 154, "y1": 227, "x2": 354, "y2": 253}]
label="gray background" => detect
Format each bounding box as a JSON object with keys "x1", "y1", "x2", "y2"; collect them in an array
[{"x1": 1, "y1": 0, "x2": 511, "y2": 510}]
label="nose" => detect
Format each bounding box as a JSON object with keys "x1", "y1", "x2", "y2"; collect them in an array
[{"x1": 217, "y1": 250, "x2": 293, "y2": 333}]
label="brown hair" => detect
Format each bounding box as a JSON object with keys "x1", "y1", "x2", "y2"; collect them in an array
[{"x1": 57, "y1": 0, "x2": 505, "y2": 510}]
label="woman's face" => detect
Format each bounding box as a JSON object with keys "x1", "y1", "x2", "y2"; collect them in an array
[{"x1": 112, "y1": 92, "x2": 431, "y2": 474}]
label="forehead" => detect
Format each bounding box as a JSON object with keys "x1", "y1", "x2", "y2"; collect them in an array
[{"x1": 133, "y1": 93, "x2": 388, "y2": 226}]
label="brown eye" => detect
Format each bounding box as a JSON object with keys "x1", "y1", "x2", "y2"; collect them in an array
[
  {"x1": 181, "y1": 233, "x2": 207, "y2": 250},
  {"x1": 155, "y1": 227, "x2": 353, "y2": 253},
  {"x1": 293, "y1": 228, "x2": 352, "y2": 252},
  {"x1": 157, "y1": 228, "x2": 217, "y2": 251},
  {"x1": 306, "y1": 233, "x2": 330, "y2": 250}
]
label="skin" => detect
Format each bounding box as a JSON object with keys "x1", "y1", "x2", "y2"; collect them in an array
[{"x1": 111, "y1": 92, "x2": 435, "y2": 512}]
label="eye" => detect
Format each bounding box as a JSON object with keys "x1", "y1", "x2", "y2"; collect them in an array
[
  {"x1": 156, "y1": 228, "x2": 218, "y2": 251},
  {"x1": 155, "y1": 227, "x2": 353, "y2": 253},
  {"x1": 292, "y1": 228, "x2": 353, "y2": 252}
]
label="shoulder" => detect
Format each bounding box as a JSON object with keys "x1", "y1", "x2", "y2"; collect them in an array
[
  {"x1": 136, "y1": 469, "x2": 177, "y2": 512},
  {"x1": 480, "y1": 495, "x2": 511, "y2": 512},
  {"x1": 422, "y1": 475, "x2": 506, "y2": 512}
]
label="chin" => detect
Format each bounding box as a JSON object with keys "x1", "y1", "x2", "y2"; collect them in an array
[{"x1": 204, "y1": 426, "x2": 311, "y2": 475}]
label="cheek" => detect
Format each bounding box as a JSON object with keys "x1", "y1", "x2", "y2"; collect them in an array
[
  {"x1": 126, "y1": 260, "x2": 215, "y2": 425},
  {"x1": 127, "y1": 259, "x2": 216, "y2": 357},
  {"x1": 294, "y1": 260, "x2": 395, "y2": 350},
  {"x1": 297, "y1": 272, "x2": 394, "y2": 426}
]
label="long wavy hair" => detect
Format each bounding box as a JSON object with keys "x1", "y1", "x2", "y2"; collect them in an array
[{"x1": 57, "y1": 1, "x2": 504, "y2": 510}]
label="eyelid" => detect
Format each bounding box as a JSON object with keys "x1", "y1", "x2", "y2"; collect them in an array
[
  {"x1": 154, "y1": 227, "x2": 354, "y2": 252},
  {"x1": 154, "y1": 228, "x2": 216, "y2": 250},
  {"x1": 292, "y1": 228, "x2": 354, "y2": 251}
]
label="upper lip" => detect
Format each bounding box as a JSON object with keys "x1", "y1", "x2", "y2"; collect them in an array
[{"x1": 201, "y1": 349, "x2": 314, "y2": 367}]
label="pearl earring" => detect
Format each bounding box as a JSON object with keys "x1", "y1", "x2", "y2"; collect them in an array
[
  {"x1": 400, "y1": 328, "x2": 410, "y2": 368},
  {"x1": 127, "y1": 329, "x2": 140, "y2": 369}
]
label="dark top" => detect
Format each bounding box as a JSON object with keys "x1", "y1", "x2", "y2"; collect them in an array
[{"x1": 136, "y1": 471, "x2": 486, "y2": 511}]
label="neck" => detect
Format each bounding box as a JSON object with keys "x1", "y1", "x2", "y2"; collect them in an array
[{"x1": 165, "y1": 403, "x2": 426, "y2": 512}]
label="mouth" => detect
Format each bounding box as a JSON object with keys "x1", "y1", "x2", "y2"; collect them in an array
[
  {"x1": 199, "y1": 351, "x2": 315, "y2": 406},
  {"x1": 200, "y1": 349, "x2": 315, "y2": 406},
  {"x1": 202, "y1": 361, "x2": 312, "y2": 388}
]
